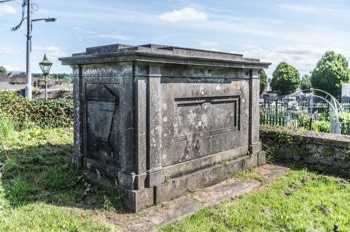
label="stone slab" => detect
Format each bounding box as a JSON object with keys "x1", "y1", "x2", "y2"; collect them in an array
[{"x1": 113, "y1": 164, "x2": 289, "y2": 232}]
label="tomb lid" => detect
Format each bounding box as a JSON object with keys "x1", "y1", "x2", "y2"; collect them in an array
[{"x1": 59, "y1": 43, "x2": 270, "y2": 69}]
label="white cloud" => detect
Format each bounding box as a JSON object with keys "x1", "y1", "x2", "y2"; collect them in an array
[
  {"x1": 196, "y1": 40, "x2": 220, "y2": 51},
  {"x1": 3, "y1": 65, "x2": 21, "y2": 72},
  {"x1": 72, "y1": 27, "x2": 128, "y2": 41},
  {"x1": 0, "y1": 4, "x2": 16, "y2": 16},
  {"x1": 0, "y1": 47, "x2": 13, "y2": 57},
  {"x1": 33, "y1": 46, "x2": 68, "y2": 59},
  {"x1": 183, "y1": 15, "x2": 282, "y2": 39},
  {"x1": 98, "y1": 33, "x2": 128, "y2": 40},
  {"x1": 46, "y1": 46, "x2": 69, "y2": 57},
  {"x1": 159, "y1": 7, "x2": 207, "y2": 23},
  {"x1": 73, "y1": 27, "x2": 97, "y2": 34},
  {"x1": 30, "y1": 46, "x2": 70, "y2": 73},
  {"x1": 279, "y1": 4, "x2": 319, "y2": 13},
  {"x1": 279, "y1": 3, "x2": 350, "y2": 16},
  {"x1": 239, "y1": 44, "x2": 350, "y2": 77}
]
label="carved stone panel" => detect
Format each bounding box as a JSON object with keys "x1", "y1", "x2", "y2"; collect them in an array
[
  {"x1": 85, "y1": 83, "x2": 120, "y2": 167},
  {"x1": 169, "y1": 95, "x2": 241, "y2": 163},
  {"x1": 174, "y1": 96, "x2": 240, "y2": 135}
]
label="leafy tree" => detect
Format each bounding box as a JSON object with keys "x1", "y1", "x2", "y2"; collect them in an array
[
  {"x1": 300, "y1": 74, "x2": 312, "y2": 91},
  {"x1": 271, "y1": 62, "x2": 300, "y2": 95},
  {"x1": 311, "y1": 51, "x2": 350, "y2": 97},
  {"x1": 0, "y1": 66, "x2": 6, "y2": 75},
  {"x1": 259, "y1": 69, "x2": 268, "y2": 94}
]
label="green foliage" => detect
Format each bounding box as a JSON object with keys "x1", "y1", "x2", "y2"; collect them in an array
[
  {"x1": 0, "y1": 203, "x2": 116, "y2": 231},
  {"x1": 271, "y1": 62, "x2": 300, "y2": 95},
  {"x1": 297, "y1": 113, "x2": 311, "y2": 129},
  {"x1": 339, "y1": 112, "x2": 350, "y2": 122},
  {"x1": 0, "y1": 91, "x2": 73, "y2": 129},
  {"x1": 311, "y1": 51, "x2": 350, "y2": 97},
  {"x1": 27, "y1": 99, "x2": 73, "y2": 128},
  {"x1": 312, "y1": 120, "x2": 330, "y2": 132},
  {"x1": 260, "y1": 125, "x2": 299, "y2": 144},
  {"x1": 0, "y1": 110, "x2": 15, "y2": 140},
  {"x1": 159, "y1": 170, "x2": 350, "y2": 232},
  {"x1": 259, "y1": 105, "x2": 336, "y2": 132},
  {"x1": 300, "y1": 74, "x2": 312, "y2": 91},
  {"x1": 259, "y1": 69, "x2": 268, "y2": 94},
  {"x1": 0, "y1": 66, "x2": 6, "y2": 75}
]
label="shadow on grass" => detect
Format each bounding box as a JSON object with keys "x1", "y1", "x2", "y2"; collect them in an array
[{"x1": 0, "y1": 142, "x2": 124, "y2": 211}]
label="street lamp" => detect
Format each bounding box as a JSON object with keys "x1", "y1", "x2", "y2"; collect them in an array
[
  {"x1": 11, "y1": 0, "x2": 56, "y2": 100},
  {"x1": 39, "y1": 54, "x2": 52, "y2": 100}
]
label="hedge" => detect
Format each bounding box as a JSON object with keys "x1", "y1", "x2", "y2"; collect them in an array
[{"x1": 0, "y1": 91, "x2": 73, "y2": 129}]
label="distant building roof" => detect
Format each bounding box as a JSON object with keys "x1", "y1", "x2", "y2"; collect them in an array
[
  {"x1": 9, "y1": 74, "x2": 26, "y2": 84},
  {"x1": 0, "y1": 74, "x2": 9, "y2": 82}
]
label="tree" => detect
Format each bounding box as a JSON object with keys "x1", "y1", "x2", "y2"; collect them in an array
[
  {"x1": 271, "y1": 62, "x2": 300, "y2": 95},
  {"x1": 259, "y1": 69, "x2": 268, "y2": 94},
  {"x1": 300, "y1": 74, "x2": 312, "y2": 91},
  {"x1": 311, "y1": 51, "x2": 350, "y2": 97},
  {"x1": 0, "y1": 66, "x2": 7, "y2": 75}
]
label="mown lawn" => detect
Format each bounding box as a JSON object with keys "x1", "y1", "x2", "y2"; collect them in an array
[
  {"x1": 0, "y1": 127, "x2": 120, "y2": 231},
  {"x1": 159, "y1": 169, "x2": 350, "y2": 232}
]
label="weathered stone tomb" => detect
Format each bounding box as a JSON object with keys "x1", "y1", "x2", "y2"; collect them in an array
[{"x1": 59, "y1": 44, "x2": 270, "y2": 211}]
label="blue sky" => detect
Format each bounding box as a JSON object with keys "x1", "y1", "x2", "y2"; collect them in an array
[{"x1": 0, "y1": 0, "x2": 349, "y2": 77}]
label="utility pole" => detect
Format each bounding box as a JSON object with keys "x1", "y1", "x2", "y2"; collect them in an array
[
  {"x1": 11, "y1": 0, "x2": 56, "y2": 100},
  {"x1": 25, "y1": 0, "x2": 32, "y2": 100}
]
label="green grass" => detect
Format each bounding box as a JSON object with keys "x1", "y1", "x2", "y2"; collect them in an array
[
  {"x1": 232, "y1": 168, "x2": 266, "y2": 182},
  {"x1": 3, "y1": 117, "x2": 350, "y2": 231},
  {"x1": 0, "y1": 112, "x2": 15, "y2": 140},
  {"x1": 0, "y1": 127, "x2": 121, "y2": 231},
  {"x1": 0, "y1": 203, "x2": 116, "y2": 231},
  {"x1": 159, "y1": 169, "x2": 350, "y2": 232}
]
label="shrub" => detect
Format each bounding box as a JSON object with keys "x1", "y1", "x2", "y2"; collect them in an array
[
  {"x1": 312, "y1": 120, "x2": 330, "y2": 132},
  {"x1": 0, "y1": 91, "x2": 73, "y2": 129},
  {"x1": 27, "y1": 99, "x2": 73, "y2": 128}
]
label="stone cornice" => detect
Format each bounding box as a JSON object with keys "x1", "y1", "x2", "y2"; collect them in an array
[{"x1": 59, "y1": 44, "x2": 271, "y2": 69}]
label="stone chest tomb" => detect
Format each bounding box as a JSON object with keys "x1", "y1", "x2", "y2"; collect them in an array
[{"x1": 59, "y1": 44, "x2": 270, "y2": 212}]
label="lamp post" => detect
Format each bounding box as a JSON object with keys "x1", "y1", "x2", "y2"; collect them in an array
[
  {"x1": 11, "y1": 0, "x2": 56, "y2": 100},
  {"x1": 39, "y1": 54, "x2": 53, "y2": 100}
]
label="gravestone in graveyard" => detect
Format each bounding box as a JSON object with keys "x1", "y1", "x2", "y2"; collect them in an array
[{"x1": 60, "y1": 44, "x2": 270, "y2": 211}]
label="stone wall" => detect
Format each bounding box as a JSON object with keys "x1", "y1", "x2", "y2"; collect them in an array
[{"x1": 260, "y1": 126, "x2": 350, "y2": 177}]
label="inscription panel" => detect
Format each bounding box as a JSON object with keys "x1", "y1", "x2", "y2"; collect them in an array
[
  {"x1": 174, "y1": 96, "x2": 240, "y2": 140},
  {"x1": 163, "y1": 95, "x2": 241, "y2": 166},
  {"x1": 85, "y1": 83, "x2": 120, "y2": 167}
]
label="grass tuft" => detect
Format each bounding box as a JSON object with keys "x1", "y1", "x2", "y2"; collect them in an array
[
  {"x1": 232, "y1": 168, "x2": 266, "y2": 182},
  {"x1": 0, "y1": 111, "x2": 15, "y2": 141}
]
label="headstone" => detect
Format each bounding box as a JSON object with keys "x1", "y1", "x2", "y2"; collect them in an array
[{"x1": 59, "y1": 44, "x2": 270, "y2": 211}]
